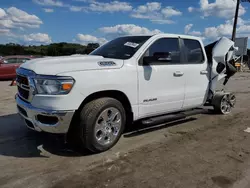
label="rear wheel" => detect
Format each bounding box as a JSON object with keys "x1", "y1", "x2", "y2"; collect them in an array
[
  {"x1": 212, "y1": 93, "x2": 236, "y2": 114},
  {"x1": 78, "y1": 97, "x2": 126, "y2": 153}
]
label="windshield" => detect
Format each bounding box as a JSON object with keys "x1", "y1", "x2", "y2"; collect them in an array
[{"x1": 90, "y1": 36, "x2": 151, "y2": 60}]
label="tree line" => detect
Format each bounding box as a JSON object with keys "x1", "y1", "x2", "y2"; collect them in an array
[
  {"x1": 0, "y1": 42, "x2": 249, "y2": 59},
  {"x1": 0, "y1": 42, "x2": 100, "y2": 57}
]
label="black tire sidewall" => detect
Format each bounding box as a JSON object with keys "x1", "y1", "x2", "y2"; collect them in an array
[
  {"x1": 81, "y1": 98, "x2": 126, "y2": 152},
  {"x1": 213, "y1": 94, "x2": 232, "y2": 115}
]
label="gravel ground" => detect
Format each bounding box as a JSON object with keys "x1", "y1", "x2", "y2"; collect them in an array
[{"x1": 1, "y1": 72, "x2": 250, "y2": 188}]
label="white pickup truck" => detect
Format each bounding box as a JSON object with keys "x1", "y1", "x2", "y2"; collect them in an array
[{"x1": 15, "y1": 34, "x2": 237, "y2": 152}]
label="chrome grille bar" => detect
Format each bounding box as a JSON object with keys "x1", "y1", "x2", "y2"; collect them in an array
[{"x1": 16, "y1": 68, "x2": 36, "y2": 103}]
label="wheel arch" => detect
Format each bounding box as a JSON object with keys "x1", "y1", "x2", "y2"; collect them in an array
[{"x1": 69, "y1": 90, "x2": 134, "y2": 131}]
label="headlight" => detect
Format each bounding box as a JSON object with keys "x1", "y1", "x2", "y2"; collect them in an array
[{"x1": 34, "y1": 77, "x2": 75, "y2": 95}]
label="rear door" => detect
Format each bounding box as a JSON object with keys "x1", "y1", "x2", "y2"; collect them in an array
[{"x1": 181, "y1": 38, "x2": 209, "y2": 108}]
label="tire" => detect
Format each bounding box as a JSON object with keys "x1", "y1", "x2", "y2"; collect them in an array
[
  {"x1": 212, "y1": 93, "x2": 236, "y2": 115},
  {"x1": 78, "y1": 97, "x2": 126, "y2": 153}
]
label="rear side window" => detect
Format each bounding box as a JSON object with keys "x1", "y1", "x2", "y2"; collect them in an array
[
  {"x1": 17, "y1": 58, "x2": 30, "y2": 64},
  {"x1": 183, "y1": 39, "x2": 204, "y2": 64},
  {"x1": 4, "y1": 58, "x2": 17, "y2": 64}
]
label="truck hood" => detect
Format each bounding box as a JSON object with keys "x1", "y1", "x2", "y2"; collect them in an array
[{"x1": 20, "y1": 54, "x2": 124, "y2": 75}]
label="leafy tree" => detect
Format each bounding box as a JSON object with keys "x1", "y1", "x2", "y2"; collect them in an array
[
  {"x1": 85, "y1": 43, "x2": 100, "y2": 54},
  {"x1": 0, "y1": 42, "x2": 99, "y2": 56}
]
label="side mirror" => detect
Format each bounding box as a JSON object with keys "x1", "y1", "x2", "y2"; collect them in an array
[{"x1": 143, "y1": 56, "x2": 158, "y2": 65}]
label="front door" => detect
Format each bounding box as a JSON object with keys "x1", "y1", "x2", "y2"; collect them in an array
[
  {"x1": 137, "y1": 37, "x2": 186, "y2": 118},
  {"x1": 181, "y1": 38, "x2": 209, "y2": 108}
]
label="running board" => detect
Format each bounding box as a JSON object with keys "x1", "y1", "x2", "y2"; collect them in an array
[{"x1": 141, "y1": 108, "x2": 204, "y2": 126}]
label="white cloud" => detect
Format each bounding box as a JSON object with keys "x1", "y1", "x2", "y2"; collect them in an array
[
  {"x1": 0, "y1": 7, "x2": 43, "y2": 30},
  {"x1": 226, "y1": 17, "x2": 250, "y2": 26},
  {"x1": 0, "y1": 8, "x2": 48, "y2": 44},
  {"x1": 131, "y1": 2, "x2": 182, "y2": 24},
  {"x1": 184, "y1": 24, "x2": 193, "y2": 34},
  {"x1": 204, "y1": 23, "x2": 233, "y2": 39},
  {"x1": 76, "y1": 24, "x2": 162, "y2": 46},
  {"x1": 0, "y1": 8, "x2": 7, "y2": 18},
  {"x1": 201, "y1": 17, "x2": 250, "y2": 40},
  {"x1": 99, "y1": 24, "x2": 162, "y2": 36},
  {"x1": 33, "y1": 0, "x2": 65, "y2": 7},
  {"x1": 189, "y1": 0, "x2": 246, "y2": 19},
  {"x1": 69, "y1": 6, "x2": 84, "y2": 12},
  {"x1": 7, "y1": 7, "x2": 42, "y2": 26},
  {"x1": 238, "y1": 25, "x2": 250, "y2": 33},
  {"x1": 34, "y1": 0, "x2": 132, "y2": 14},
  {"x1": 23, "y1": 33, "x2": 52, "y2": 44},
  {"x1": 68, "y1": 1, "x2": 133, "y2": 13},
  {"x1": 188, "y1": 7, "x2": 194, "y2": 12},
  {"x1": 0, "y1": 19, "x2": 14, "y2": 29},
  {"x1": 189, "y1": 31, "x2": 202, "y2": 36},
  {"x1": 89, "y1": 1, "x2": 132, "y2": 12},
  {"x1": 76, "y1": 34, "x2": 107, "y2": 45},
  {"x1": 0, "y1": 28, "x2": 10, "y2": 34},
  {"x1": 161, "y1": 6, "x2": 182, "y2": 17},
  {"x1": 135, "y1": 2, "x2": 161, "y2": 14},
  {"x1": 151, "y1": 19, "x2": 174, "y2": 24},
  {"x1": 184, "y1": 24, "x2": 202, "y2": 37},
  {"x1": 73, "y1": 0, "x2": 96, "y2": 2},
  {"x1": 43, "y1": 8, "x2": 54, "y2": 13}
]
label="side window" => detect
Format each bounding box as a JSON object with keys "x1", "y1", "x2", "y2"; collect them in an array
[
  {"x1": 143, "y1": 38, "x2": 181, "y2": 64},
  {"x1": 17, "y1": 58, "x2": 30, "y2": 64},
  {"x1": 183, "y1": 39, "x2": 204, "y2": 64},
  {"x1": 3, "y1": 58, "x2": 17, "y2": 64}
]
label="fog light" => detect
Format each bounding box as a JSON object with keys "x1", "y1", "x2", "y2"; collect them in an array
[
  {"x1": 36, "y1": 114, "x2": 58, "y2": 125},
  {"x1": 25, "y1": 119, "x2": 35, "y2": 129}
]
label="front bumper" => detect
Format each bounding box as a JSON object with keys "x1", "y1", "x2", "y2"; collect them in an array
[{"x1": 15, "y1": 94, "x2": 75, "y2": 134}]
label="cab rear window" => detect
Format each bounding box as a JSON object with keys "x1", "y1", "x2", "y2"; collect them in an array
[{"x1": 183, "y1": 39, "x2": 204, "y2": 64}]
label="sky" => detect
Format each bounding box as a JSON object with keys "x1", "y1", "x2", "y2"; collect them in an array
[{"x1": 0, "y1": 0, "x2": 250, "y2": 47}]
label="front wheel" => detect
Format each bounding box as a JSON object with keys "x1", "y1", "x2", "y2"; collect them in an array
[{"x1": 78, "y1": 97, "x2": 126, "y2": 153}]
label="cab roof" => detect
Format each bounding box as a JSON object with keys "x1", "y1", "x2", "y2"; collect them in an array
[
  {"x1": 120, "y1": 33, "x2": 202, "y2": 41},
  {"x1": 153, "y1": 33, "x2": 202, "y2": 40}
]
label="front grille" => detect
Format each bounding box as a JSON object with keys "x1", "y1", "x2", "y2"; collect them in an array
[
  {"x1": 16, "y1": 74, "x2": 30, "y2": 101},
  {"x1": 16, "y1": 74, "x2": 29, "y2": 85},
  {"x1": 17, "y1": 87, "x2": 29, "y2": 100}
]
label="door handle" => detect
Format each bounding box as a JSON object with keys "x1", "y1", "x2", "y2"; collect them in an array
[
  {"x1": 200, "y1": 70, "x2": 208, "y2": 74},
  {"x1": 174, "y1": 71, "x2": 184, "y2": 77}
]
